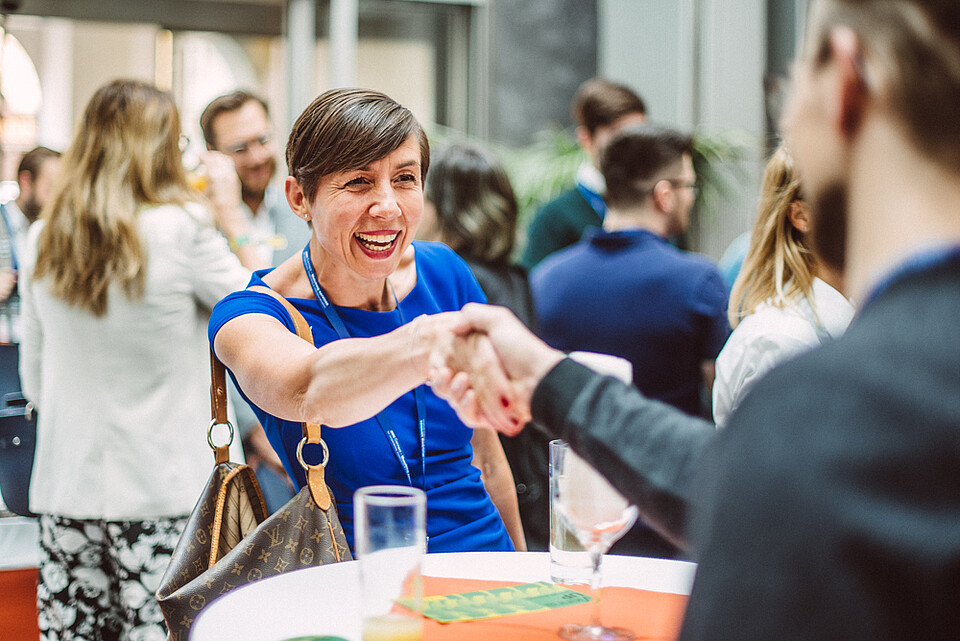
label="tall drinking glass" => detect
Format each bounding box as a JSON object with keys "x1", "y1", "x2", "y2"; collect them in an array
[
  {"x1": 550, "y1": 351, "x2": 634, "y2": 586},
  {"x1": 550, "y1": 439, "x2": 591, "y2": 584},
  {"x1": 354, "y1": 485, "x2": 426, "y2": 641},
  {"x1": 553, "y1": 443, "x2": 639, "y2": 641}
]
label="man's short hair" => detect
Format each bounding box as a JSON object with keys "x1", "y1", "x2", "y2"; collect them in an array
[
  {"x1": 199, "y1": 90, "x2": 270, "y2": 149},
  {"x1": 600, "y1": 124, "x2": 693, "y2": 211},
  {"x1": 18, "y1": 146, "x2": 61, "y2": 179},
  {"x1": 810, "y1": 0, "x2": 960, "y2": 172},
  {"x1": 572, "y1": 78, "x2": 647, "y2": 136}
]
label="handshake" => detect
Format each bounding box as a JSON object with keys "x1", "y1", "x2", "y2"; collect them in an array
[{"x1": 420, "y1": 303, "x2": 566, "y2": 436}]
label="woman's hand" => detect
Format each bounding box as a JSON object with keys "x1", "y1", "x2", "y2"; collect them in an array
[{"x1": 429, "y1": 304, "x2": 564, "y2": 435}]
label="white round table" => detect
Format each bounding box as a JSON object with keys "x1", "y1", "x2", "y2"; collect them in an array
[{"x1": 190, "y1": 551, "x2": 695, "y2": 641}]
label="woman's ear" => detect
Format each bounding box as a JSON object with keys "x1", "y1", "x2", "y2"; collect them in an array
[
  {"x1": 788, "y1": 200, "x2": 810, "y2": 233},
  {"x1": 285, "y1": 176, "x2": 311, "y2": 222}
]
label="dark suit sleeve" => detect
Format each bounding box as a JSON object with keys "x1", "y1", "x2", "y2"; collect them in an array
[{"x1": 530, "y1": 358, "x2": 715, "y2": 548}]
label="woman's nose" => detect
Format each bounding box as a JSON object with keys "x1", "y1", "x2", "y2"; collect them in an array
[{"x1": 369, "y1": 185, "x2": 401, "y2": 218}]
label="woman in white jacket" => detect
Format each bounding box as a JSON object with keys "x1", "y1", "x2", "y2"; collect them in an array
[
  {"x1": 20, "y1": 79, "x2": 249, "y2": 640},
  {"x1": 713, "y1": 145, "x2": 854, "y2": 426}
]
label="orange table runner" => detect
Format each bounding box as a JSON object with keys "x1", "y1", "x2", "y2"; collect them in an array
[
  {"x1": 0, "y1": 568, "x2": 40, "y2": 641},
  {"x1": 421, "y1": 576, "x2": 687, "y2": 641}
]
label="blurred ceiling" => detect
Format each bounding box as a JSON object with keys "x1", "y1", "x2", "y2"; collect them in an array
[{"x1": 4, "y1": 0, "x2": 287, "y2": 35}]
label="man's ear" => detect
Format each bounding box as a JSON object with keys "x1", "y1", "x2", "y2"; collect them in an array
[
  {"x1": 575, "y1": 125, "x2": 594, "y2": 157},
  {"x1": 652, "y1": 179, "x2": 674, "y2": 213},
  {"x1": 285, "y1": 176, "x2": 311, "y2": 222},
  {"x1": 830, "y1": 26, "x2": 868, "y2": 138}
]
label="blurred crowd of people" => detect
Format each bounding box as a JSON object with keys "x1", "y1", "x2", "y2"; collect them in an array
[{"x1": 2, "y1": 1, "x2": 958, "y2": 640}]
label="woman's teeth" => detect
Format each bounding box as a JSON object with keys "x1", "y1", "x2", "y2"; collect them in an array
[{"x1": 355, "y1": 232, "x2": 399, "y2": 251}]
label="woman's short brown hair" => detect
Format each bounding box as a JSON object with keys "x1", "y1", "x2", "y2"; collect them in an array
[{"x1": 286, "y1": 88, "x2": 430, "y2": 204}]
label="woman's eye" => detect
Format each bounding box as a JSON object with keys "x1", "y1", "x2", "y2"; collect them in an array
[
  {"x1": 345, "y1": 177, "x2": 368, "y2": 188},
  {"x1": 396, "y1": 173, "x2": 417, "y2": 184}
]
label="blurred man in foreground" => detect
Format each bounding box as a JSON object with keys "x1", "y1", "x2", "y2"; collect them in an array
[{"x1": 434, "y1": 1, "x2": 960, "y2": 638}]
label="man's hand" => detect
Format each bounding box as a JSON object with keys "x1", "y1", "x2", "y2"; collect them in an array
[
  {"x1": 0, "y1": 269, "x2": 17, "y2": 303},
  {"x1": 431, "y1": 304, "x2": 564, "y2": 435},
  {"x1": 200, "y1": 151, "x2": 247, "y2": 237},
  {"x1": 200, "y1": 150, "x2": 269, "y2": 271}
]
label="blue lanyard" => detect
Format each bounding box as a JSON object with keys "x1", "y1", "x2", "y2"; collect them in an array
[
  {"x1": 301, "y1": 245, "x2": 427, "y2": 490},
  {"x1": 576, "y1": 182, "x2": 607, "y2": 220}
]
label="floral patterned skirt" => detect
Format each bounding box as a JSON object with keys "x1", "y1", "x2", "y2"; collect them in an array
[{"x1": 37, "y1": 513, "x2": 187, "y2": 641}]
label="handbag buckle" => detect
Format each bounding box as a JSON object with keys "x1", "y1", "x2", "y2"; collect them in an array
[
  {"x1": 207, "y1": 419, "x2": 235, "y2": 451},
  {"x1": 296, "y1": 436, "x2": 330, "y2": 470}
]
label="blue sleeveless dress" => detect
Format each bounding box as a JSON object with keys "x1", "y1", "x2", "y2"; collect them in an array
[{"x1": 209, "y1": 241, "x2": 513, "y2": 553}]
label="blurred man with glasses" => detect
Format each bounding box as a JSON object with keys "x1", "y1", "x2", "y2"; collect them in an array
[{"x1": 200, "y1": 90, "x2": 311, "y2": 270}]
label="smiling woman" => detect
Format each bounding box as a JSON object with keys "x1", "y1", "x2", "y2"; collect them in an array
[{"x1": 208, "y1": 88, "x2": 526, "y2": 554}]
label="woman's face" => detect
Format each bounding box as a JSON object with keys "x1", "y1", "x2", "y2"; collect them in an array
[{"x1": 301, "y1": 135, "x2": 424, "y2": 282}]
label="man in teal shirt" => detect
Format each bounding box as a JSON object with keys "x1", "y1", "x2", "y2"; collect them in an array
[{"x1": 521, "y1": 78, "x2": 647, "y2": 270}]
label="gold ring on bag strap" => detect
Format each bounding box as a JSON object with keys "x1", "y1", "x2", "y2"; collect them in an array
[
  {"x1": 207, "y1": 418, "x2": 235, "y2": 451},
  {"x1": 296, "y1": 436, "x2": 330, "y2": 470}
]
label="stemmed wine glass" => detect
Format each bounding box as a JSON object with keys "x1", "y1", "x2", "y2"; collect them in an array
[{"x1": 554, "y1": 443, "x2": 639, "y2": 641}]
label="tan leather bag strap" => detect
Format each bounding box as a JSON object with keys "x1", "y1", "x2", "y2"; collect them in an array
[
  {"x1": 245, "y1": 285, "x2": 331, "y2": 510},
  {"x1": 209, "y1": 348, "x2": 232, "y2": 465}
]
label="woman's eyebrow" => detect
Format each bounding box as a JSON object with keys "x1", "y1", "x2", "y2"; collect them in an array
[{"x1": 349, "y1": 158, "x2": 419, "y2": 173}]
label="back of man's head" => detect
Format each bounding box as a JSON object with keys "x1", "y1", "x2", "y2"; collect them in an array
[
  {"x1": 572, "y1": 78, "x2": 647, "y2": 137},
  {"x1": 810, "y1": 0, "x2": 960, "y2": 172},
  {"x1": 18, "y1": 146, "x2": 61, "y2": 181},
  {"x1": 200, "y1": 90, "x2": 270, "y2": 149},
  {"x1": 600, "y1": 125, "x2": 693, "y2": 211}
]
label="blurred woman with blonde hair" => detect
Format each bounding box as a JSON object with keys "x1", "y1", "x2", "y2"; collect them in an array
[
  {"x1": 21, "y1": 79, "x2": 249, "y2": 640},
  {"x1": 712, "y1": 144, "x2": 854, "y2": 426}
]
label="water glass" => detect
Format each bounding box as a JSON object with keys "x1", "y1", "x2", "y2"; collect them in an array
[{"x1": 354, "y1": 485, "x2": 426, "y2": 641}]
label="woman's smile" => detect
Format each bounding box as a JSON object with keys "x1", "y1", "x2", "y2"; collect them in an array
[{"x1": 355, "y1": 230, "x2": 401, "y2": 256}]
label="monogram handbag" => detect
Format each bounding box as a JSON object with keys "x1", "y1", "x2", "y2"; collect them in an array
[{"x1": 156, "y1": 287, "x2": 351, "y2": 641}]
